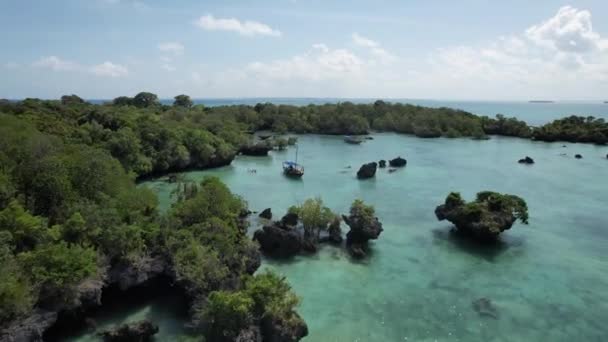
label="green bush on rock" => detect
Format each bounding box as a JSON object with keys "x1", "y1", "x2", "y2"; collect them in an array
[
  {"x1": 435, "y1": 191, "x2": 529, "y2": 239},
  {"x1": 198, "y1": 271, "x2": 306, "y2": 342}
]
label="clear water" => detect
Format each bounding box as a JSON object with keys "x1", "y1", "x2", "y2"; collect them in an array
[{"x1": 135, "y1": 133, "x2": 608, "y2": 342}]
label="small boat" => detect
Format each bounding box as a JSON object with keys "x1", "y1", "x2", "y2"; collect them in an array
[
  {"x1": 344, "y1": 135, "x2": 363, "y2": 144},
  {"x1": 283, "y1": 161, "x2": 304, "y2": 178},
  {"x1": 283, "y1": 144, "x2": 304, "y2": 178}
]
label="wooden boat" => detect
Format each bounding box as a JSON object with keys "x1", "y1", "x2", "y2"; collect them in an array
[
  {"x1": 344, "y1": 135, "x2": 363, "y2": 144},
  {"x1": 283, "y1": 161, "x2": 304, "y2": 178},
  {"x1": 283, "y1": 145, "x2": 304, "y2": 178}
]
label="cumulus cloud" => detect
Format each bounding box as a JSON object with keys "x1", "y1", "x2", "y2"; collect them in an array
[
  {"x1": 195, "y1": 14, "x2": 281, "y2": 37},
  {"x1": 158, "y1": 42, "x2": 184, "y2": 55},
  {"x1": 525, "y1": 6, "x2": 606, "y2": 53},
  {"x1": 352, "y1": 33, "x2": 396, "y2": 63},
  {"x1": 90, "y1": 62, "x2": 129, "y2": 77},
  {"x1": 247, "y1": 44, "x2": 362, "y2": 81},
  {"x1": 431, "y1": 6, "x2": 608, "y2": 86}
]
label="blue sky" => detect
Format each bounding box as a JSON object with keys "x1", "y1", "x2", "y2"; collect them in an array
[{"x1": 1, "y1": 0, "x2": 607, "y2": 100}]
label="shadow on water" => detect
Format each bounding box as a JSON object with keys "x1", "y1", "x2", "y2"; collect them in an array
[
  {"x1": 44, "y1": 277, "x2": 191, "y2": 341},
  {"x1": 431, "y1": 226, "x2": 524, "y2": 262}
]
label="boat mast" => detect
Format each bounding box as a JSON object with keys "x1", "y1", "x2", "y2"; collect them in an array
[{"x1": 295, "y1": 144, "x2": 298, "y2": 164}]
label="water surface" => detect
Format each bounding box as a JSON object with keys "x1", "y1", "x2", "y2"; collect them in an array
[{"x1": 140, "y1": 133, "x2": 608, "y2": 342}]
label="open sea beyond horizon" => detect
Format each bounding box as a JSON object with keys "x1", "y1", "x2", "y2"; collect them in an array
[{"x1": 68, "y1": 100, "x2": 607, "y2": 341}]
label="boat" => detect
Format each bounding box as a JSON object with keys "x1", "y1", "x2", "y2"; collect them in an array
[
  {"x1": 283, "y1": 145, "x2": 304, "y2": 178},
  {"x1": 344, "y1": 135, "x2": 364, "y2": 144}
]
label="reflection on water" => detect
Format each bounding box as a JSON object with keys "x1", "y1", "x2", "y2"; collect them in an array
[{"x1": 51, "y1": 278, "x2": 201, "y2": 342}]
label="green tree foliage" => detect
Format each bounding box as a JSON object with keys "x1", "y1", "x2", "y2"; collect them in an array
[
  {"x1": 132, "y1": 92, "x2": 159, "y2": 108},
  {"x1": 349, "y1": 199, "x2": 376, "y2": 226},
  {"x1": 171, "y1": 177, "x2": 245, "y2": 227},
  {"x1": 288, "y1": 198, "x2": 335, "y2": 240},
  {"x1": 0, "y1": 201, "x2": 49, "y2": 252},
  {"x1": 60, "y1": 94, "x2": 86, "y2": 106},
  {"x1": 0, "y1": 232, "x2": 35, "y2": 322},
  {"x1": 436, "y1": 191, "x2": 529, "y2": 239},
  {"x1": 198, "y1": 271, "x2": 301, "y2": 341},
  {"x1": 174, "y1": 94, "x2": 194, "y2": 108},
  {"x1": 19, "y1": 242, "x2": 97, "y2": 291},
  {"x1": 533, "y1": 115, "x2": 608, "y2": 144},
  {"x1": 243, "y1": 271, "x2": 300, "y2": 319},
  {"x1": 201, "y1": 290, "x2": 254, "y2": 340},
  {"x1": 112, "y1": 96, "x2": 134, "y2": 106}
]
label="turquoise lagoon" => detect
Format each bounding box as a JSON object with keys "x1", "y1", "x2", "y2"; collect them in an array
[{"x1": 135, "y1": 133, "x2": 605, "y2": 341}]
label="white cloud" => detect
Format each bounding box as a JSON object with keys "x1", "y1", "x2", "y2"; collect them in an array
[
  {"x1": 525, "y1": 6, "x2": 606, "y2": 53},
  {"x1": 195, "y1": 14, "x2": 281, "y2": 37},
  {"x1": 33, "y1": 56, "x2": 79, "y2": 71},
  {"x1": 429, "y1": 5, "x2": 608, "y2": 92},
  {"x1": 247, "y1": 44, "x2": 363, "y2": 81},
  {"x1": 33, "y1": 56, "x2": 128, "y2": 78},
  {"x1": 352, "y1": 33, "x2": 379, "y2": 48},
  {"x1": 352, "y1": 33, "x2": 396, "y2": 63},
  {"x1": 90, "y1": 62, "x2": 129, "y2": 77},
  {"x1": 158, "y1": 42, "x2": 184, "y2": 55}
]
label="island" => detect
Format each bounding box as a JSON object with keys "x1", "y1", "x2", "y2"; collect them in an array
[
  {"x1": 253, "y1": 198, "x2": 383, "y2": 258},
  {"x1": 435, "y1": 191, "x2": 529, "y2": 240}
]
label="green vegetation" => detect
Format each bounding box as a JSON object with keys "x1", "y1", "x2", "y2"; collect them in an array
[
  {"x1": 200, "y1": 271, "x2": 303, "y2": 342},
  {"x1": 435, "y1": 191, "x2": 529, "y2": 239},
  {"x1": 288, "y1": 197, "x2": 336, "y2": 241},
  {"x1": 0, "y1": 100, "x2": 299, "y2": 339},
  {"x1": 532, "y1": 115, "x2": 608, "y2": 144}
]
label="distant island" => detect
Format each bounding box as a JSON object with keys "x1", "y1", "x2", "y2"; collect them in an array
[{"x1": 529, "y1": 100, "x2": 555, "y2": 103}]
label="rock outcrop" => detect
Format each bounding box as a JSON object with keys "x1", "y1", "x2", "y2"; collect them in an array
[
  {"x1": 517, "y1": 156, "x2": 534, "y2": 164},
  {"x1": 107, "y1": 255, "x2": 167, "y2": 291},
  {"x1": 98, "y1": 320, "x2": 159, "y2": 342},
  {"x1": 0, "y1": 310, "x2": 58, "y2": 342},
  {"x1": 259, "y1": 208, "x2": 272, "y2": 220},
  {"x1": 261, "y1": 314, "x2": 308, "y2": 342},
  {"x1": 435, "y1": 191, "x2": 529, "y2": 240},
  {"x1": 378, "y1": 160, "x2": 386, "y2": 168},
  {"x1": 327, "y1": 217, "x2": 343, "y2": 244},
  {"x1": 472, "y1": 298, "x2": 499, "y2": 319},
  {"x1": 342, "y1": 203, "x2": 383, "y2": 258},
  {"x1": 236, "y1": 326, "x2": 263, "y2": 342},
  {"x1": 357, "y1": 162, "x2": 377, "y2": 179},
  {"x1": 389, "y1": 157, "x2": 407, "y2": 167},
  {"x1": 240, "y1": 143, "x2": 272, "y2": 156},
  {"x1": 280, "y1": 212, "x2": 298, "y2": 227},
  {"x1": 575, "y1": 154, "x2": 583, "y2": 159},
  {"x1": 253, "y1": 224, "x2": 302, "y2": 257}
]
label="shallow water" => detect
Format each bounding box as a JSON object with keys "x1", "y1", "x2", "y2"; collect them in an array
[{"x1": 132, "y1": 134, "x2": 608, "y2": 341}]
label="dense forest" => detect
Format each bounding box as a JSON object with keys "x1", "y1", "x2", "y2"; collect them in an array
[{"x1": 0, "y1": 93, "x2": 606, "y2": 340}]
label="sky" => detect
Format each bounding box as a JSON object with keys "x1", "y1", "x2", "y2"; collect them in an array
[{"x1": 1, "y1": 0, "x2": 607, "y2": 100}]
